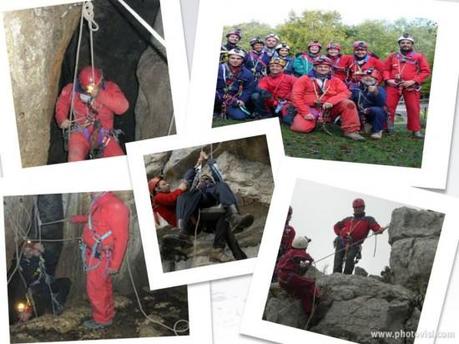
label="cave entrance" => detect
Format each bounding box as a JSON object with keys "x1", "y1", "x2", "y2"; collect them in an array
[{"x1": 47, "y1": 0, "x2": 172, "y2": 165}]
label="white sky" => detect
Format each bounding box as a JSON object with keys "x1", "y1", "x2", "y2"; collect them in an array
[
  {"x1": 225, "y1": 0, "x2": 436, "y2": 26},
  {"x1": 289, "y1": 179, "x2": 418, "y2": 276}
]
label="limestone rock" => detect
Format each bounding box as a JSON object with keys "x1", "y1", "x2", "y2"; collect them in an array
[{"x1": 4, "y1": 5, "x2": 81, "y2": 167}]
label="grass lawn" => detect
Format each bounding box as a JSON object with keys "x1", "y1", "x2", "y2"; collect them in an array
[{"x1": 213, "y1": 117, "x2": 424, "y2": 168}]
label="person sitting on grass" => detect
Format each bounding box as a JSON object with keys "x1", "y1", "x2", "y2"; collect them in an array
[{"x1": 290, "y1": 55, "x2": 365, "y2": 141}]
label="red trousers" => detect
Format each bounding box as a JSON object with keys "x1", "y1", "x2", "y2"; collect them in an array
[
  {"x1": 278, "y1": 272, "x2": 320, "y2": 317},
  {"x1": 86, "y1": 251, "x2": 115, "y2": 324},
  {"x1": 385, "y1": 86, "x2": 421, "y2": 132},
  {"x1": 68, "y1": 131, "x2": 124, "y2": 162},
  {"x1": 291, "y1": 99, "x2": 360, "y2": 134}
]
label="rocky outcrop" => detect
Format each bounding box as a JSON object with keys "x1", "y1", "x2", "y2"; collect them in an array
[
  {"x1": 4, "y1": 4, "x2": 81, "y2": 167},
  {"x1": 388, "y1": 208, "x2": 444, "y2": 294},
  {"x1": 265, "y1": 208, "x2": 443, "y2": 344}
]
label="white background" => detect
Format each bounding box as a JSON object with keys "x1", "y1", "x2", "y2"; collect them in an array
[{"x1": 178, "y1": 0, "x2": 459, "y2": 343}]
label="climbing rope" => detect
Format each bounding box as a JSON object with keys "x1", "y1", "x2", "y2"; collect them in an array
[{"x1": 126, "y1": 254, "x2": 189, "y2": 336}]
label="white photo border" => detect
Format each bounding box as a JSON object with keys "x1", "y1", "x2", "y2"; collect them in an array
[
  {"x1": 187, "y1": 0, "x2": 459, "y2": 190},
  {"x1": 126, "y1": 119, "x2": 284, "y2": 290},
  {"x1": 0, "y1": 0, "x2": 188, "y2": 175},
  {"x1": 0, "y1": 162, "x2": 213, "y2": 344},
  {"x1": 240, "y1": 158, "x2": 459, "y2": 344}
]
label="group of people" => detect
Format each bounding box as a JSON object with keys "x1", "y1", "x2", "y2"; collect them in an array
[
  {"x1": 8, "y1": 192, "x2": 130, "y2": 330},
  {"x1": 274, "y1": 199, "x2": 385, "y2": 324},
  {"x1": 149, "y1": 151, "x2": 254, "y2": 263},
  {"x1": 217, "y1": 30, "x2": 431, "y2": 140}
]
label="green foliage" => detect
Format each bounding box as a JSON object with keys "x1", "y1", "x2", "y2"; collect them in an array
[{"x1": 213, "y1": 118, "x2": 424, "y2": 167}]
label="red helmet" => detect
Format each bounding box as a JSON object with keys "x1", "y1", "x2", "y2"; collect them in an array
[
  {"x1": 79, "y1": 66, "x2": 103, "y2": 89},
  {"x1": 353, "y1": 41, "x2": 368, "y2": 50},
  {"x1": 327, "y1": 42, "x2": 341, "y2": 51},
  {"x1": 308, "y1": 40, "x2": 322, "y2": 49},
  {"x1": 352, "y1": 198, "x2": 365, "y2": 208},
  {"x1": 148, "y1": 176, "x2": 162, "y2": 193},
  {"x1": 313, "y1": 55, "x2": 333, "y2": 66}
]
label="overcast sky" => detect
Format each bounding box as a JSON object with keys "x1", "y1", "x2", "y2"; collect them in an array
[
  {"x1": 288, "y1": 179, "x2": 419, "y2": 276},
  {"x1": 224, "y1": 0, "x2": 436, "y2": 26}
]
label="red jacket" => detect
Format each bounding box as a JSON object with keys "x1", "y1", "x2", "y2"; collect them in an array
[
  {"x1": 383, "y1": 51, "x2": 431, "y2": 84},
  {"x1": 328, "y1": 54, "x2": 353, "y2": 81},
  {"x1": 334, "y1": 214, "x2": 381, "y2": 243},
  {"x1": 258, "y1": 73, "x2": 297, "y2": 101},
  {"x1": 347, "y1": 55, "x2": 385, "y2": 83},
  {"x1": 72, "y1": 192, "x2": 130, "y2": 271},
  {"x1": 276, "y1": 248, "x2": 314, "y2": 277},
  {"x1": 55, "y1": 81, "x2": 129, "y2": 129},
  {"x1": 153, "y1": 189, "x2": 184, "y2": 227},
  {"x1": 279, "y1": 224, "x2": 296, "y2": 255},
  {"x1": 291, "y1": 76, "x2": 351, "y2": 116}
]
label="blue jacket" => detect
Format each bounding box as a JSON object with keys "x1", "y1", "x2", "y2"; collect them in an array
[
  {"x1": 216, "y1": 63, "x2": 256, "y2": 104},
  {"x1": 245, "y1": 51, "x2": 271, "y2": 79},
  {"x1": 351, "y1": 86, "x2": 386, "y2": 112}
]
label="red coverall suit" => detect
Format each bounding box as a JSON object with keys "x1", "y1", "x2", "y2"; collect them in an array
[
  {"x1": 383, "y1": 51, "x2": 431, "y2": 131},
  {"x1": 327, "y1": 54, "x2": 353, "y2": 82},
  {"x1": 276, "y1": 248, "x2": 320, "y2": 317},
  {"x1": 55, "y1": 82, "x2": 129, "y2": 162},
  {"x1": 347, "y1": 55, "x2": 385, "y2": 87},
  {"x1": 72, "y1": 192, "x2": 130, "y2": 324},
  {"x1": 257, "y1": 72, "x2": 297, "y2": 119},
  {"x1": 153, "y1": 189, "x2": 185, "y2": 227},
  {"x1": 279, "y1": 224, "x2": 296, "y2": 258},
  {"x1": 333, "y1": 214, "x2": 381, "y2": 274},
  {"x1": 291, "y1": 75, "x2": 361, "y2": 133}
]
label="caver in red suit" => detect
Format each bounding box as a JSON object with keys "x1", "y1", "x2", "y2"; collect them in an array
[
  {"x1": 278, "y1": 206, "x2": 295, "y2": 258},
  {"x1": 148, "y1": 176, "x2": 185, "y2": 227},
  {"x1": 325, "y1": 43, "x2": 352, "y2": 82},
  {"x1": 276, "y1": 236, "x2": 320, "y2": 318},
  {"x1": 290, "y1": 56, "x2": 361, "y2": 136},
  {"x1": 346, "y1": 41, "x2": 384, "y2": 89},
  {"x1": 383, "y1": 34, "x2": 431, "y2": 133},
  {"x1": 55, "y1": 66, "x2": 129, "y2": 162},
  {"x1": 71, "y1": 192, "x2": 129, "y2": 327}
]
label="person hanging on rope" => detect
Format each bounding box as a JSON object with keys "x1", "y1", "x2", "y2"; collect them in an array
[
  {"x1": 148, "y1": 176, "x2": 188, "y2": 227},
  {"x1": 290, "y1": 55, "x2": 365, "y2": 140},
  {"x1": 215, "y1": 49, "x2": 256, "y2": 120},
  {"x1": 7, "y1": 241, "x2": 71, "y2": 324},
  {"x1": 55, "y1": 66, "x2": 129, "y2": 162},
  {"x1": 220, "y1": 29, "x2": 244, "y2": 63},
  {"x1": 350, "y1": 68, "x2": 388, "y2": 139},
  {"x1": 244, "y1": 37, "x2": 271, "y2": 81},
  {"x1": 165, "y1": 151, "x2": 253, "y2": 262},
  {"x1": 345, "y1": 41, "x2": 384, "y2": 91},
  {"x1": 292, "y1": 40, "x2": 322, "y2": 77},
  {"x1": 71, "y1": 192, "x2": 129, "y2": 329},
  {"x1": 332, "y1": 198, "x2": 385, "y2": 275},
  {"x1": 383, "y1": 33, "x2": 431, "y2": 138},
  {"x1": 251, "y1": 57, "x2": 297, "y2": 122},
  {"x1": 275, "y1": 235, "x2": 320, "y2": 325}
]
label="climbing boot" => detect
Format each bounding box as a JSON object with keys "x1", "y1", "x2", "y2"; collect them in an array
[
  {"x1": 209, "y1": 247, "x2": 233, "y2": 263},
  {"x1": 163, "y1": 219, "x2": 193, "y2": 248},
  {"x1": 83, "y1": 319, "x2": 112, "y2": 330},
  {"x1": 344, "y1": 131, "x2": 365, "y2": 141},
  {"x1": 412, "y1": 131, "x2": 424, "y2": 139},
  {"x1": 227, "y1": 205, "x2": 254, "y2": 233},
  {"x1": 370, "y1": 130, "x2": 383, "y2": 140}
]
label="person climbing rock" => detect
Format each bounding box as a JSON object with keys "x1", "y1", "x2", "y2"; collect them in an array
[
  {"x1": 7, "y1": 241, "x2": 71, "y2": 324},
  {"x1": 276, "y1": 235, "x2": 320, "y2": 322},
  {"x1": 333, "y1": 198, "x2": 384, "y2": 274},
  {"x1": 55, "y1": 66, "x2": 129, "y2": 162},
  {"x1": 149, "y1": 176, "x2": 188, "y2": 227},
  {"x1": 383, "y1": 33, "x2": 431, "y2": 137},
  {"x1": 166, "y1": 151, "x2": 253, "y2": 262},
  {"x1": 71, "y1": 192, "x2": 129, "y2": 329},
  {"x1": 290, "y1": 55, "x2": 365, "y2": 140}
]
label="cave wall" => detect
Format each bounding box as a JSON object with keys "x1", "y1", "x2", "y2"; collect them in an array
[{"x1": 4, "y1": 5, "x2": 81, "y2": 168}]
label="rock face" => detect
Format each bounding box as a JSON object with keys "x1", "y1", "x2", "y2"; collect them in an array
[
  {"x1": 265, "y1": 208, "x2": 444, "y2": 344},
  {"x1": 388, "y1": 208, "x2": 444, "y2": 294},
  {"x1": 4, "y1": 4, "x2": 81, "y2": 167},
  {"x1": 144, "y1": 136, "x2": 274, "y2": 270}
]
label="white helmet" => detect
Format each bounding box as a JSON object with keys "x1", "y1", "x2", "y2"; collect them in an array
[
  {"x1": 292, "y1": 236, "x2": 311, "y2": 249},
  {"x1": 228, "y1": 48, "x2": 245, "y2": 58},
  {"x1": 398, "y1": 33, "x2": 415, "y2": 44}
]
